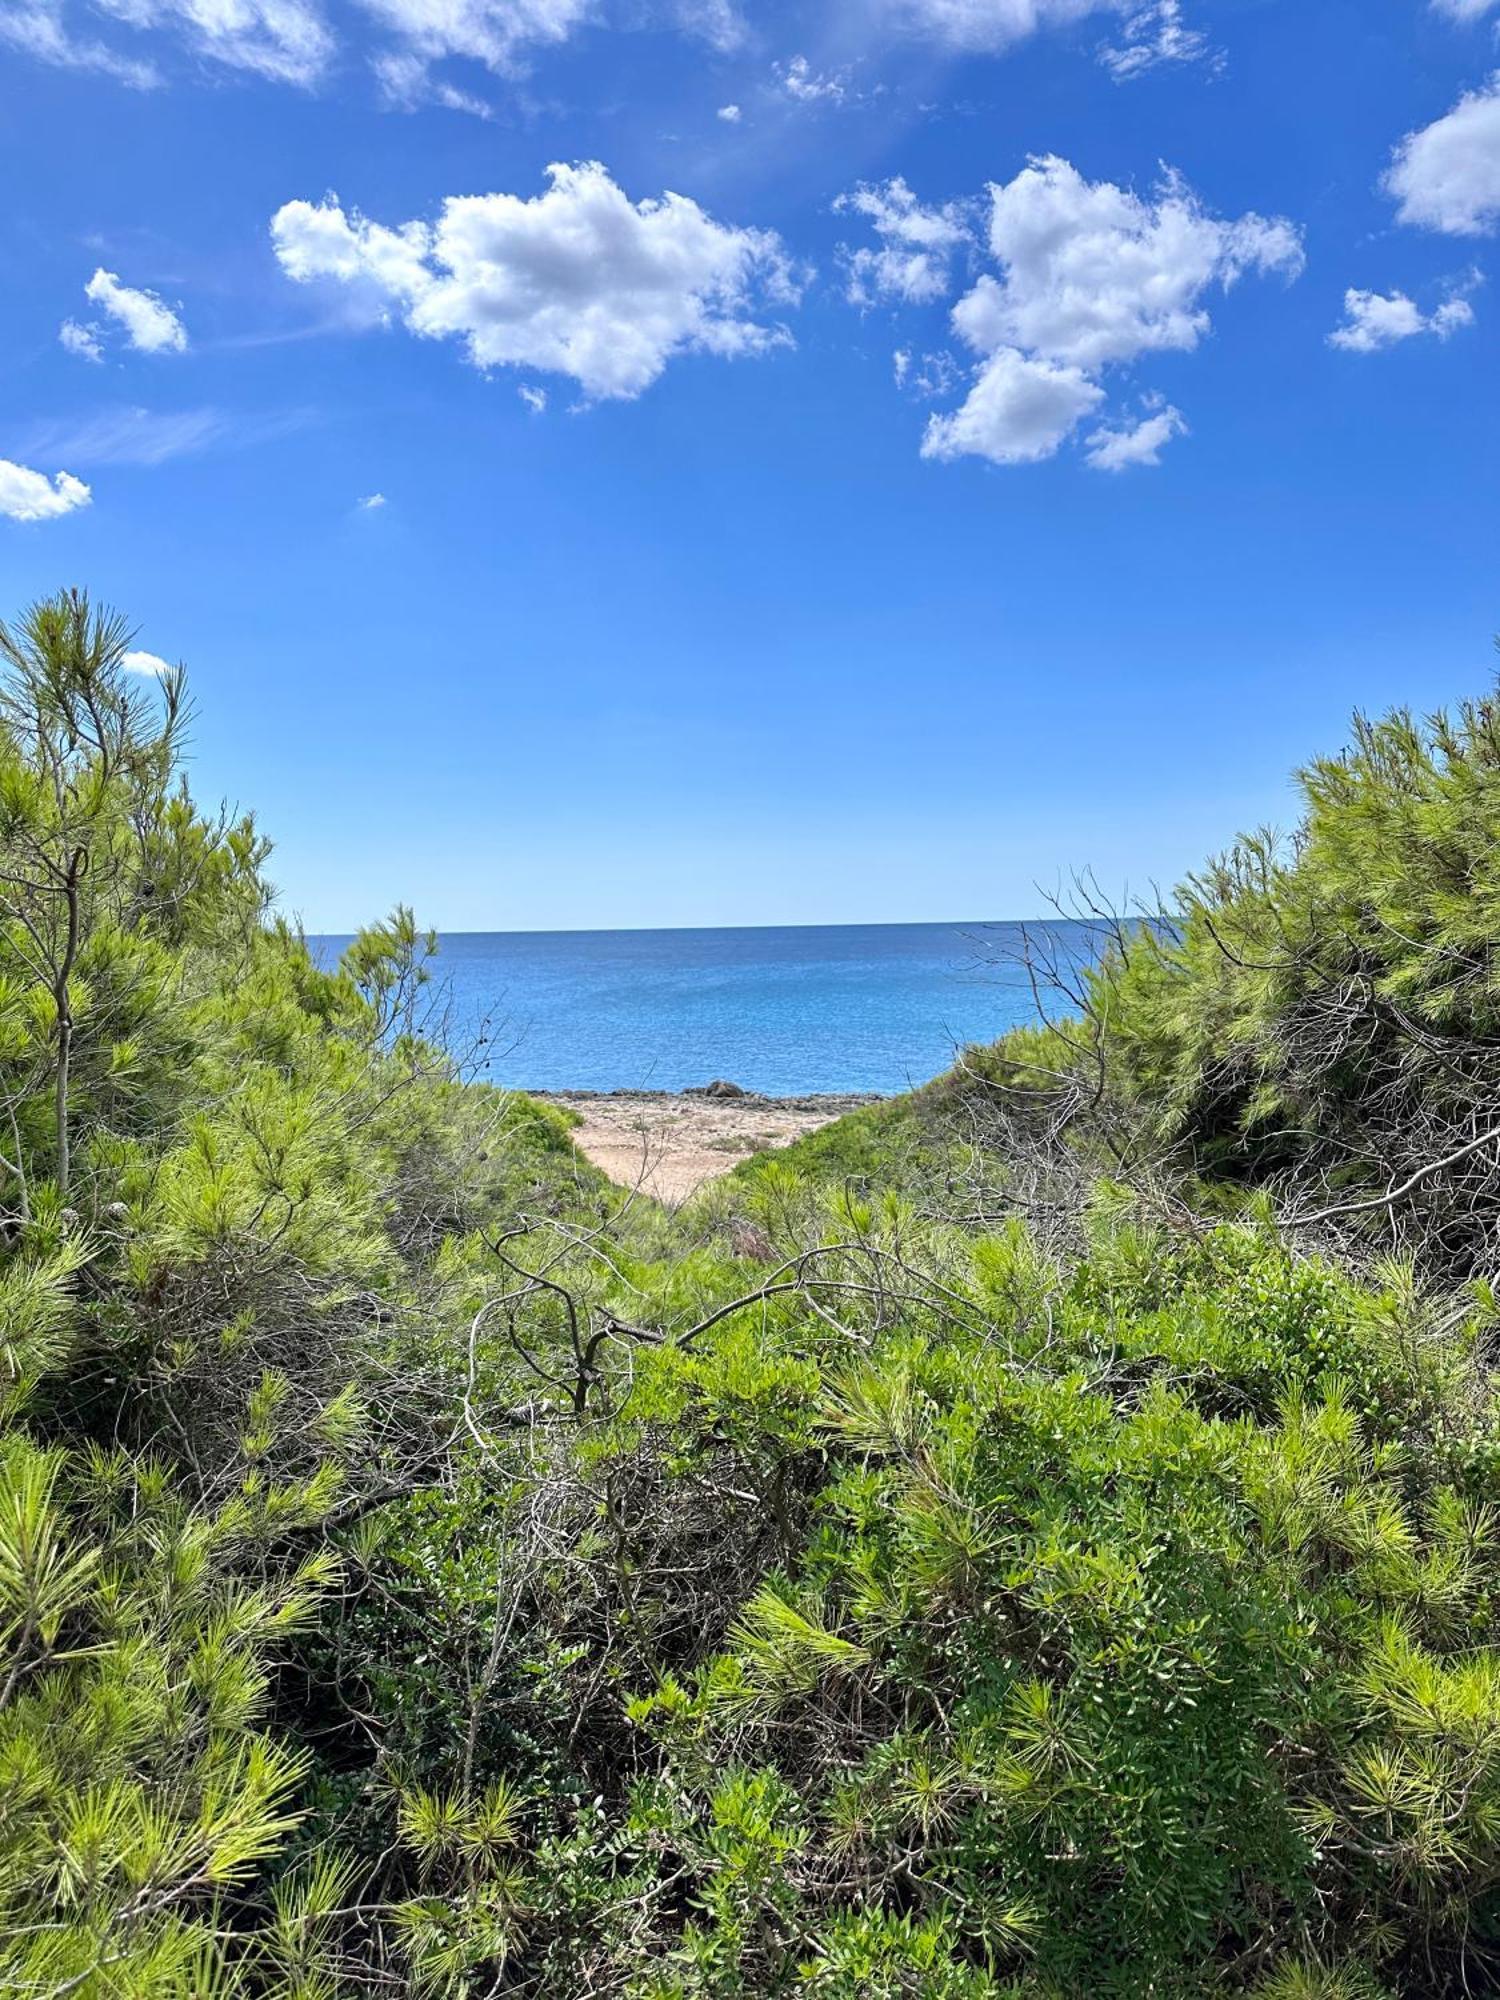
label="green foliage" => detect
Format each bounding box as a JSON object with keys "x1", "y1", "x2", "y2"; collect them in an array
[
  {"x1": 609, "y1": 1220, "x2": 1500, "y2": 1995},
  {"x1": 4, "y1": 591, "x2": 1500, "y2": 1998},
  {"x1": 954, "y1": 684, "x2": 1500, "y2": 1272},
  {"x1": 0, "y1": 594, "x2": 604, "y2": 1994}
]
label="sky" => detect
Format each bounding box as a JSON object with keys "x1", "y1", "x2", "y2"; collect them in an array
[{"x1": 1, "y1": 0, "x2": 1497, "y2": 932}]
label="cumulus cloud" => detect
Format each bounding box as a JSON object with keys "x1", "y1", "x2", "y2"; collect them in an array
[
  {"x1": 922, "y1": 347, "x2": 1102, "y2": 463},
  {"x1": 0, "y1": 461, "x2": 91, "y2": 522},
  {"x1": 917, "y1": 155, "x2": 1300, "y2": 469},
  {"x1": 84, "y1": 268, "x2": 188, "y2": 353},
  {"x1": 518, "y1": 383, "x2": 547, "y2": 411},
  {"x1": 716, "y1": 101, "x2": 741, "y2": 121},
  {"x1": 1084, "y1": 401, "x2": 1186, "y2": 469},
  {"x1": 835, "y1": 177, "x2": 972, "y2": 305},
  {"x1": 357, "y1": 491, "x2": 387, "y2": 508},
  {"x1": 1099, "y1": 0, "x2": 1213, "y2": 79},
  {"x1": 271, "y1": 160, "x2": 801, "y2": 402},
  {"x1": 960, "y1": 156, "x2": 1302, "y2": 370},
  {"x1": 1328, "y1": 283, "x2": 1477, "y2": 351},
  {"x1": 123, "y1": 648, "x2": 173, "y2": 674},
  {"x1": 1386, "y1": 76, "x2": 1500, "y2": 236},
  {"x1": 59, "y1": 318, "x2": 103, "y2": 362}
]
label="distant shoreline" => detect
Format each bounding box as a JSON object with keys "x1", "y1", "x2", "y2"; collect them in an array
[
  {"x1": 528, "y1": 1085, "x2": 884, "y2": 1111},
  {"x1": 530, "y1": 1086, "x2": 880, "y2": 1203}
]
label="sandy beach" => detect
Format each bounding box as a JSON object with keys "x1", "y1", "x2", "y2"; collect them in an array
[{"x1": 535, "y1": 1086, "x2": 877, "y2": 1203}]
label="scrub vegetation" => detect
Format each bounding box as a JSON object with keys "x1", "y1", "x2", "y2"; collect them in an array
[{"x1": 6, "y1": 589, "x2": 1500, "y2": 1997}]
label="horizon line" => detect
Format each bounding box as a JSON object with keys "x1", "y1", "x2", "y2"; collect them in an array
[{"x1": 301, "y1": 914, "x2": 1102, "y2": 940}]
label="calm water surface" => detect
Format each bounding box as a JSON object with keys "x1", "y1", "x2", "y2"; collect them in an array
[{"x1": 310, "y1": 921, "x2": 1094, "y2": 1097}]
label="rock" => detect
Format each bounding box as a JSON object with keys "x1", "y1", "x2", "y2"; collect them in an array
[{"x1": 693, "y1": 1078, "x2": 750, "y2": 1100}]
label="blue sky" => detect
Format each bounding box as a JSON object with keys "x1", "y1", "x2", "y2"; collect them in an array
[{"x1": 1, "y1": 0, "x2": 1497, "y2": 931}]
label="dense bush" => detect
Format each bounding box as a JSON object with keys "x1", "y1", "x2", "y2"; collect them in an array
[
  {"x1": 955, "y1": 689, "x2": 1500, "y2": 1274},
  {"x1": 4, "y1": 591, "x2": 1500, "y2": 1996}
]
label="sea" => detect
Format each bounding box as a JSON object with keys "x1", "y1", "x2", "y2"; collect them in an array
[{"x1": 309, "y1": 920, "x2": 1097, "y2": 1098}]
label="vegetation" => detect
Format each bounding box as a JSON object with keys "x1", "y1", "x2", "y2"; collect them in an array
[
  {"x1": 954, "y1": 689, "x2": 1500, "y2": 1275},
  {"x1": 4, "y1": 588, "x2": 1500, "y2": 1995}
]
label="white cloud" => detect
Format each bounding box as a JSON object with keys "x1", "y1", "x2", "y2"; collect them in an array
[
  {"x1": 1328, "y1": 283, "x2": 1477, "y2": 351},
  {"x1": 123, "y1": 648, "x2": 173, "y2": 674},
  {"x1": 1, "y1": 0, "x2": 730, "y2": 96},
  {"x1": 717, "y1": 101, "x2": 741, "y2": 121},
  {"x1": 959, "y1": 156, "x2": 1302, "y2": 371},
  {"x1": 59, "y1": 318, "x2": 103, "y2": 362},
  {"x1": 84, "y1": 268, "x2": 188, "y2": 353},
  {"x1": 676, "y1": 0, "x2": 742, "y2": 46},
  {"x1": 21, "y1": 406, "x2": 226, "y2": 465},
  {"x1": 1099, "y1": 0, "x2": 1213, "y2": 79},
  {"x1": 87, "y1": 0, "x2": 330, "y2": 81},
  {"x1": 19, "y1": 404, "x2": 309, "y2": 467},
  {"x1": 1084, "y1": 400, "x2": 1186, "y2": 469},
  {"x1": 1430, "y1": 0, "x2": 1499, "y2": 19},
  {"x1": 886, "y1": 0, "x2": 1122, "y2": 53},
  {"x1": 0, "y1": 461, "x2": 91, "y2": 522},
  {"x1": 777, "y1": 52, "x2": 848, "y2": 102},
  {"x1": 373, "y1": 49, "x2": 493, "y2": 111},
  {"x1": 357, "y1": 491, "x2": 387, "y2": 507},
  {"x1": 917, "y1": 156, "x2": 1300, "y2": 469},
  {"x1": 0, "y1": 1, "x2": 159, "y2": 81},
  {"x1": 354, "y1": 0, "x2": 587, "y2": 95},
  {"x1": 5, "y1": 0, "x2": 743, "y2": 92},
  {"x1": 518, "y1": 383, "x2": 547, "y2": 411},
  {"x1": 271, "y1": 160, "x2": 800, "y2": 402},
  {"x1": 1386, "y1": 75, "x2": 1500, "y2": 236},
  {"x1": 893, "y1": 347, "x2": 962, "y2": 396},
  {"x1": 922, "y1": 347, "x2": 1103, "y2": 463},
  {"x1": 835, "y1": 177, "x2": 972, "y2": 305}
]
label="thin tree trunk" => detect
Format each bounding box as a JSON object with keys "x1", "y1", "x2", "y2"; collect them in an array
[{"x1": 54, "y1": 850, "x2": 83, "y2": 1200}]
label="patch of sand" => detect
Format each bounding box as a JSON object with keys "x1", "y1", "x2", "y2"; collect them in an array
[{"x1": 535, "y1": 1088, "x2": 877, "y2": 1204}]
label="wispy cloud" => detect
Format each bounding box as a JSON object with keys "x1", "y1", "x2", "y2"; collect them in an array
[
  {"x1": 776, "y1": 53, "x2": 852, "y2": 104},
  {"x1": 18, "y1": 404, "x2": 314, "y2": 468},
  {"x1": 0, "y1": 2, "x2": 159, "y2": 85},
  {"x1": 59, "y1": 319, "x2": 103, "y2": 363},
  {"x1": 1099, "y1": 0, "x2": 1218, "y2": 81}
]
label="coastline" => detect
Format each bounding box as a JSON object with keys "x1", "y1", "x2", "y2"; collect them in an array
[{"x1": 531, "y1": 1085, "x2": 880, "y2": 1203}]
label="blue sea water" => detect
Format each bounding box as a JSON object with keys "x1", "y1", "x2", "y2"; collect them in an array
[{"x1": 310, "y1": 921, "x2": 1095, "y2": 1097}]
